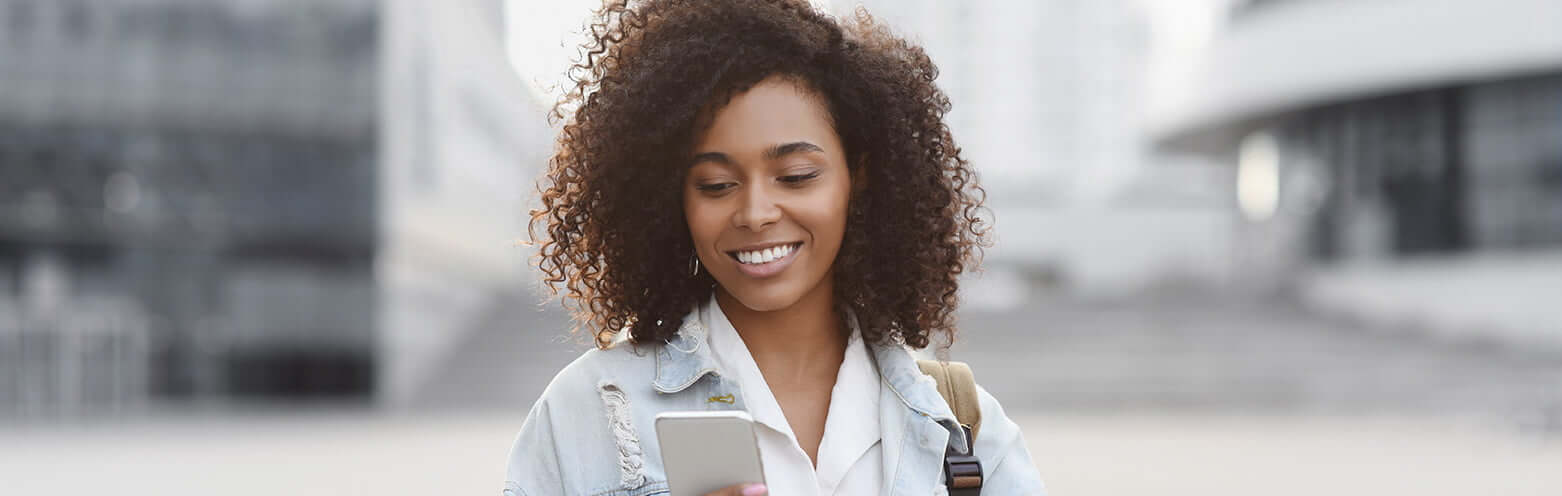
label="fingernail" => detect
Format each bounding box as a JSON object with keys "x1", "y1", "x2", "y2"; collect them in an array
[{"x1": 741, "y1": 484, "x2": 768, "y2": 496}]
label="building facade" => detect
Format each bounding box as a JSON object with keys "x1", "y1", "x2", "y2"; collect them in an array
[
  {"x1": 1149, "y1": 0, "x2": 1562, "y2": 345},
  {"x1": 0, "y1": 0, "x2": 545, "y2": 416}
]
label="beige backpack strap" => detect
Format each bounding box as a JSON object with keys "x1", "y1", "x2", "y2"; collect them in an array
[
  {"x1": 916, "y1": 359, "x2": 983, "y2": 442},
  {"x1": 918, "y1": 359, "x2": 986, "y2": 494}
]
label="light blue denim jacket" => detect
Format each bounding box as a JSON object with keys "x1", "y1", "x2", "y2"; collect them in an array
[{"x1": 504, "y1": 308, "x2": 1047, "y2": 495}]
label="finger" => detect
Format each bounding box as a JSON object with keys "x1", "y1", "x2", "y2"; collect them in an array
[{"x1": 703, "y1": 483, "x2": 767, "y2": 496}]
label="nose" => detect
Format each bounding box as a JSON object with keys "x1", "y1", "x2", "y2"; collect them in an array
[{"x1": 732, "y1": 185, "x2": 781, "y2": 231}]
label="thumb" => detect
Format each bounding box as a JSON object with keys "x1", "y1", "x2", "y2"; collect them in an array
[{"x1": 707, "y1": 483, "x2": 767, "y2": 496}]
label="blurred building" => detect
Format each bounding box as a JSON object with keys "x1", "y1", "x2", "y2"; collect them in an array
[
  {"x1": 842, "y1": 0, "x2": 1235, "y2": 298},
  {"x1": 1149, "y1": 0, "x2": 1562, "y2": 346},
  {"x1": 378, "y1": 0, "x2": 549, "y2": 407},
  {"x1": 0, "y1": 0, "x2": 545, "y2": 416}
]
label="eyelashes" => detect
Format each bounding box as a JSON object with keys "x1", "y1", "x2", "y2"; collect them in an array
[
  {"x1": 778, "y1": 171, "x2": 821, "y2": 184},
  {"x1": 693, "y1": 170, "x2": 821, "y2": 193}
]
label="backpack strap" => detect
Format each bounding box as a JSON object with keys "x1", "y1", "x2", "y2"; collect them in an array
[{"x1": 917, "y1": 359, "x2": 984, "y2": 495}]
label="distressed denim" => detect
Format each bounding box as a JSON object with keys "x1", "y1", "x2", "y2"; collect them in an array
[{"x1": 504, "y1": 309, "x2": 1047, "y2": 495}]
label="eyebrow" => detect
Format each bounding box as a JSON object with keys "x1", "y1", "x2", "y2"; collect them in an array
[{"x1": 690, "y1": 141, "x2": 826, "y2": 167}]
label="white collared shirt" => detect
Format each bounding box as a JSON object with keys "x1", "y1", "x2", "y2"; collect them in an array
[{"x1": 701, "y1": 296, "x2": 883, "y2": 496}]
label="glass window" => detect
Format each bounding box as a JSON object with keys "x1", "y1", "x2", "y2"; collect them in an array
[{"x1": 1464, "y1": 73, "x2": 1562, "y2": 248}]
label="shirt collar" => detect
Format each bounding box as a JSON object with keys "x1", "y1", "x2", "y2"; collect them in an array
[
  {"x1": 814, "y1": 324, "x2": 881, "y2": 485},
  {"x1": 703, "y1": 294, "x2": 791, "y2": 435}
]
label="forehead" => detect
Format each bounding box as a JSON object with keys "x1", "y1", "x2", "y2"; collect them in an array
[{"x1": 692, "y1": 77, "x2": 837, "y2": 153}]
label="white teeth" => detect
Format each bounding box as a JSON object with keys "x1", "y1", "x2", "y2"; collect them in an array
[{"x1": 735, "y1": 243, "x2": 797, "y2": 265}]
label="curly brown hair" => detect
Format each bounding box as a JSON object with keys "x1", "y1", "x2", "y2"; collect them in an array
[{"x1": 531, "y1": 0, "x2": 990, "y2": 349}]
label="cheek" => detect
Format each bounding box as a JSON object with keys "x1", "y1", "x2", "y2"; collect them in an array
[
  {"x1": 800, "y1": 184, "x2": 853, "y2": 248},
  {"x1": 683, "y1": 199, "x2": 723, "y2": 247}
]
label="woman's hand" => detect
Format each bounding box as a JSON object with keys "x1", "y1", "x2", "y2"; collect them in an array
[{"x1": 703, "y1": 483, "x2": 768, "y2": 496}]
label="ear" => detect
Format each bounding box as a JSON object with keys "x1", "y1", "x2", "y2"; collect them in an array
[{"x1": 850, "y1": 152, "x2": 870, "y2": 194}]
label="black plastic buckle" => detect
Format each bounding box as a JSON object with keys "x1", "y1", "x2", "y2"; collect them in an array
[{"x1": 943, "y1": 424, "x2": 983, "y2": 495}]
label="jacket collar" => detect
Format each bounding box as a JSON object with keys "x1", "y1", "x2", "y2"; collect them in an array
[
  {"x1": 649, "y1": 303, "x2": 970, "y2": 451},
  {"x1": 651, "y1": 310, "x2": 719, "y2": 394},
  {"x1": 867, "y1": 333, "x2": 972, "y2": 452}
]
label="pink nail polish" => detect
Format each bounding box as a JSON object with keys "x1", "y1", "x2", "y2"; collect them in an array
[{"x1": 741, "y1": 484, "x2": 768, "y2": 496}]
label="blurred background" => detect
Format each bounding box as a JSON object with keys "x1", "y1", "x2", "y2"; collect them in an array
[{"x1": 1, "y1": 0, "x2": 1559, "y2": 494}]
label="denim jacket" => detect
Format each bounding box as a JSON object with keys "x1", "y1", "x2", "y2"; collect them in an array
[{"x1": 504, "y1": 308, "x2": 1047, "y2": 495}]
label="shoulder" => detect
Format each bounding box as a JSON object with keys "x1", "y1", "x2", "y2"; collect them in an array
[
  {"x1": 972, "y1": 383, "x2": 1021, "y2": 452},
  {"x1": 971, "y1": 383, "x2": 1048, "y2": 493},
  {"x1": 533, "y1": 339, "x2": 663, "y2": 410}
]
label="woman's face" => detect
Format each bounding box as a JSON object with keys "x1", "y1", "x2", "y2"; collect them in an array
[{"x1": 683, "y1": 76, "x2": 853, "y2": 313}]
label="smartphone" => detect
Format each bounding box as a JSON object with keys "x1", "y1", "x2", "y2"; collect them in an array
[{"x1": 654, "y1": 410, "x2": 766, "y2": 496}]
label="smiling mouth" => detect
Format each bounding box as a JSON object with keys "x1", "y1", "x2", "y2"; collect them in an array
[{"x1": 727, "y1": 242, "x2": 803, "y2": 265}]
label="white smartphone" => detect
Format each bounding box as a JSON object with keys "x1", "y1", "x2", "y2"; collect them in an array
[{"x1": 654, "y1": 410, "x2": 766, "y2": 496}]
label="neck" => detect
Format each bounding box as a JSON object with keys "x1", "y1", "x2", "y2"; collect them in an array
[{"x1": 715, "y1": 281, "x2": 848, "y2": 385}]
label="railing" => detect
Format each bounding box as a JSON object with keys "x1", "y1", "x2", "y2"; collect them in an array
[{"x1": 0, "y1": 298, "x2": 151, "y2": 418}]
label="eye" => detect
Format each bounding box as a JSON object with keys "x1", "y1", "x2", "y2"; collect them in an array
[
  {"x1": 695, "y1": 182, "x2": 736, "y2": 193},
  {"x1": 779, "y1": 171, "x2": 820, "y2": 184}
]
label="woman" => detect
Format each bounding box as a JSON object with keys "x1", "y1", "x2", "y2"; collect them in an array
[{"x1": 506, "y1": 1, "x2": 1046, "y2": 495}]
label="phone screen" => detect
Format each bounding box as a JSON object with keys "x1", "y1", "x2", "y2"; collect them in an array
[{"x1": 654, "y1": 411, "x2": 766, "y2": 495}]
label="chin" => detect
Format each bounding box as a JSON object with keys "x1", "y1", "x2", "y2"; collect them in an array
[{"x1": 721, "y1": 283, "x2": 807, "y2": 313}]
